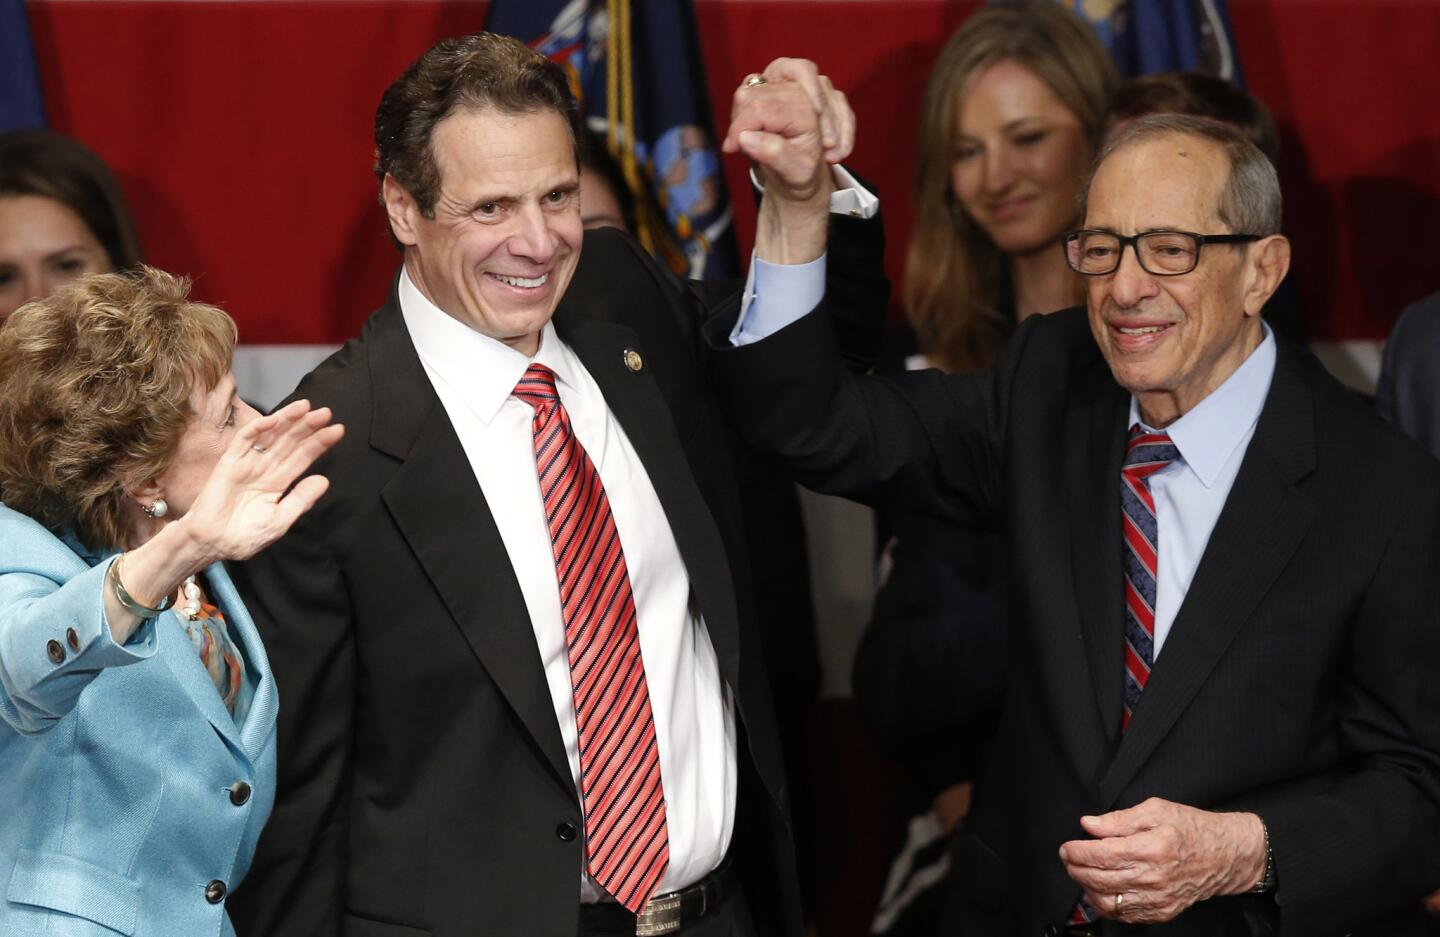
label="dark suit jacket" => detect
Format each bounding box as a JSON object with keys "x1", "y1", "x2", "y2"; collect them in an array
[
  {"x1": 227, "y1": 224, "x2": 886, "y2": 937},
  {"x1": 853, "y1": 501, "x2": 1007, "y2": 797},
  {"x1": 1378, "y1": 291, "x2": 1440, "y2": 461},
  {"x1": 711, "y1": 304, "x2": 1440, "y2": 936}
]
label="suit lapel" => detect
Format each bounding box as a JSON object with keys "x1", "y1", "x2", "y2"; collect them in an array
[
  {"x1": 157, "y1": 609, "x2": 247, "y2": 756},
  {"x1": 1097, "y1": 345, "x2": 1317, "y2": 805},
  {"x1": 366, "y1": 292, "x2": 575, "y2": 797},
  {"x1": 206, "y1": 562, "x2": 277, "y2": 762},
  {"x1": 1066, "y1": 361, "x2": 1131, "y2": 755}
]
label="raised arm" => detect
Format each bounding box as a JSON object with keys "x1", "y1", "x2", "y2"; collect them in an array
[
  {"x1": 0, "y1": 510, "x2": 155, "y2": 734},
  {"x1": 0, "y1": 401, "x2": 340, "y2": 734}
]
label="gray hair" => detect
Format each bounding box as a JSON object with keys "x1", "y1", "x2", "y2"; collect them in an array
[{"x1": 1078, "y1": 113, "x2": 1282, "y2": 236}]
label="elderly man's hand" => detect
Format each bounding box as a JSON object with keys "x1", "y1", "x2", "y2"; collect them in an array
[{"x1": 1059, "y1": 798, "x2": 1268, "y2": 924}]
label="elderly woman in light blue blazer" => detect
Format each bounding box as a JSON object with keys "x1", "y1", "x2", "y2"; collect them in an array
[{"x1": 0, "y1": 267, "x2": 343, "y2": 936}]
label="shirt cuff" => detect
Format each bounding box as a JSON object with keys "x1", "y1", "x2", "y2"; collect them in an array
[
  {"x1": 828, "y1": 165, "x2": 880, "y2": 219},
  {"x1": 729, "y1": 252, "x2": 827, "y2": 347},
  {"x1": 747, "y1": 164, "x2": 880, "y2": 220}
]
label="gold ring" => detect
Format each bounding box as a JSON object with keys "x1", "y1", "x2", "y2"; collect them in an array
[
  {"x1": 1114, "y1": 892, "x2": 1124, "y2": 913},
  {"x1": 743, "y1": 74, "x2": 767, "y2": 88}
]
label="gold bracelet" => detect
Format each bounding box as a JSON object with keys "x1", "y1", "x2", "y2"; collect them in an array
[{"x1": 108, "y1": 552, "x2": 176, "y2": 618}]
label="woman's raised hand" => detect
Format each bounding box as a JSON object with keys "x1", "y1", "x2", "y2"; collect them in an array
[{"x1": 181, "y1": 399, "x2": 344, "y2": 561}]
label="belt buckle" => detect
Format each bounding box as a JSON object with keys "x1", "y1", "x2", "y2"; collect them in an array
[{"x1": 634, "y1": 891, "x2": 682, "y2": 936}]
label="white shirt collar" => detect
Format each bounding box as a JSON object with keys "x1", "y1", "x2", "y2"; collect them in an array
[
  {"x1": 398, "y1": 267, "x2": 578, "y2": 424},
  {"x1": 1129, "y1": 321, "x2": 1276, "y2": 488}
]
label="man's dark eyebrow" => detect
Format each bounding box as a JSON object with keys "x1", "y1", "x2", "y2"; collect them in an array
[{"x1": 1083, "y1": 227, "x2": 1190, "y2": 236}]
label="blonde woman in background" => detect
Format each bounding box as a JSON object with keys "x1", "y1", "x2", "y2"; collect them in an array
[{"x1": 906, "y1": 0, "x2": 1116, "y2": 370}]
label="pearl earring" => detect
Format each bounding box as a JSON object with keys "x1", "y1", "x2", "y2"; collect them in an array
[{"x1": 143, "y1": 498, "x2": 168, "y2": 519}]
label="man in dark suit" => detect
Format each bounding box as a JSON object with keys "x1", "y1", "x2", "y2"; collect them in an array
[
  {"x1": 228, "y1": 32, "x2": 880, "y2": 937},
  {"x1": 713, "y1": 113, "x2": 1440, "y2": 935},
  {"x1": 1378, "y1": 291, "x2": 1440, "y2": 461}
]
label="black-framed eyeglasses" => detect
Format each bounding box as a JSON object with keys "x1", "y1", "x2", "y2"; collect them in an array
[{"x1": 1062, "y1": 229, "x2": 1262, "y2": 277}]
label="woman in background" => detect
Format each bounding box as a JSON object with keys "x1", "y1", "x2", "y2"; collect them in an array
[
  {"x1": 0, "y1": 267, "x2": 341, "y2": 935},
  {"x1": 0, "y1": 129, "x2": 143, "y2": 322},
  {"x1": 905, "y1": 0, "x2": 1116, "y2": 368},
  {"x1": 857, "y1": 4, "x2": 1116, "y2": 934}
]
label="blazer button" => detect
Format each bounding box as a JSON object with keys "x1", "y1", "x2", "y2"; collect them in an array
[
  {"x1": 1043, "y1": 927, "x2": 1063, "y2": 937},
  {"x1": 205, "y1": 879, "x2": 227, "y2": 903},
  {"x1": 46, "y1": 639, "x2": 65, "y2": 664},
  {"x1": 230, "y1": 781, "x2": 252, "y2": 806},
  {"x1": 66, "y1": 627, "x2": 81, "y2": 651},
  {"x1": 622, "y1": 348, "x2": 643, "y2": 372},
  {"x1": 556, "y1": 821, "x2": 578, "y2": 842}
]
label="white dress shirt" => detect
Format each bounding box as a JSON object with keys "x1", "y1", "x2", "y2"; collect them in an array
[
  {"x1": 1131, "y1": 323, "x2": 1276, "y2": 656},
  {"x1": 399, "y1": 270, "x2": 736, "y2": 899}
]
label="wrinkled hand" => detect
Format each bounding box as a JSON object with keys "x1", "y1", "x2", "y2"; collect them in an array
[
  {"x1": 1059, "y1": 798, "x2": 1267, "y2": 924},
  {"x1": 722, "y1": 57, "x2": 854, "y2": 204},
  {"x1": 181, "y1": 399, "x2": 344, "y2": 561}
]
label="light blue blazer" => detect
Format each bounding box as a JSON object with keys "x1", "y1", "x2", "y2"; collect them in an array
[{"x1": 0, "y1": 504, "x2": 278, "y2": 936}]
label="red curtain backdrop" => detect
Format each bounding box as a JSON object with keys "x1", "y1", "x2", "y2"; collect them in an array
[{"x1": 26, "y1": 0, "x2": 1440, "y2": 346}]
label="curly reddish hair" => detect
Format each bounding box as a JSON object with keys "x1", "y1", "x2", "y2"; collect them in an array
[{"x1": 0, "y1": 266, "x2": 235, "y2": 550}]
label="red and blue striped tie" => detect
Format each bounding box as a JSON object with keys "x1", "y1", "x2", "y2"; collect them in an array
[
  {"x1": 1118, "y1": 425, "x2": 1178, "y2": 731},
  {"x1": 514, "y1": 364, "x2": 670, "y2": 913},
  {"x1": 1070, "y1": 424, "x2": 1179, "y2": 925}
]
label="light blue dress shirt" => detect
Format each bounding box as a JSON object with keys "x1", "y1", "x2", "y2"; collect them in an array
[
  {"x1": 731, "y1": 166, "x2": 876, "y2": 345},
  {"x1": 1129, "y1": 323, "x2": 1276, "y2": 656}
]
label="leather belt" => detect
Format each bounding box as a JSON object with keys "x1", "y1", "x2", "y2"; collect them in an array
[{"x1": 578, "y1": 860, "x2": 736, "y2": 936}]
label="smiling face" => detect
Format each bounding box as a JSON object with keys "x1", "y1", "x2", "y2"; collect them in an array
[
  {"x1": 950, "y1": 58, "x2": 1092, "y2": 257},
  {"x1": 0, "y1": 194, "x2": 113, "y2": 323},
  {"x1": 1083, "y1": 133, "x2": 1268, "y2": 425},
  {"x1": 385, "y1": 106, "x2": 582, "y2": 357}
]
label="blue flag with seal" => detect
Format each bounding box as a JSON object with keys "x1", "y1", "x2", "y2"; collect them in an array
[
  {"x1": 487, "y1": 0, "x2": 737, "y2": 280},
  {"x1": 1, "y1": 0, "x2": 48, "y2": 132},
  {"x1": 1052, "y1": 0, "x2": 1245, "y2": 84}
]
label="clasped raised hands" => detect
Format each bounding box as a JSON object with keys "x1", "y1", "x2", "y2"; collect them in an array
[{"x1": 722, "y1": 57, "x2": 855, "y2": 205}]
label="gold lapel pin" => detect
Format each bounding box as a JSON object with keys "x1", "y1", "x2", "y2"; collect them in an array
[{"x1": 623, "y1": 348, "x2": 643, "y2": 372}]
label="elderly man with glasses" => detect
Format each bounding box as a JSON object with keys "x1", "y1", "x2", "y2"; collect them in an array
[{"x1": 710, "y1": 112, "x2": 1440, "y2": 935}]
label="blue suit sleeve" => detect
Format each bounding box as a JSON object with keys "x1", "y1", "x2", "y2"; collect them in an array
[{"x1": 0, "y1": 509, "x2": 157, "y2": 734}]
